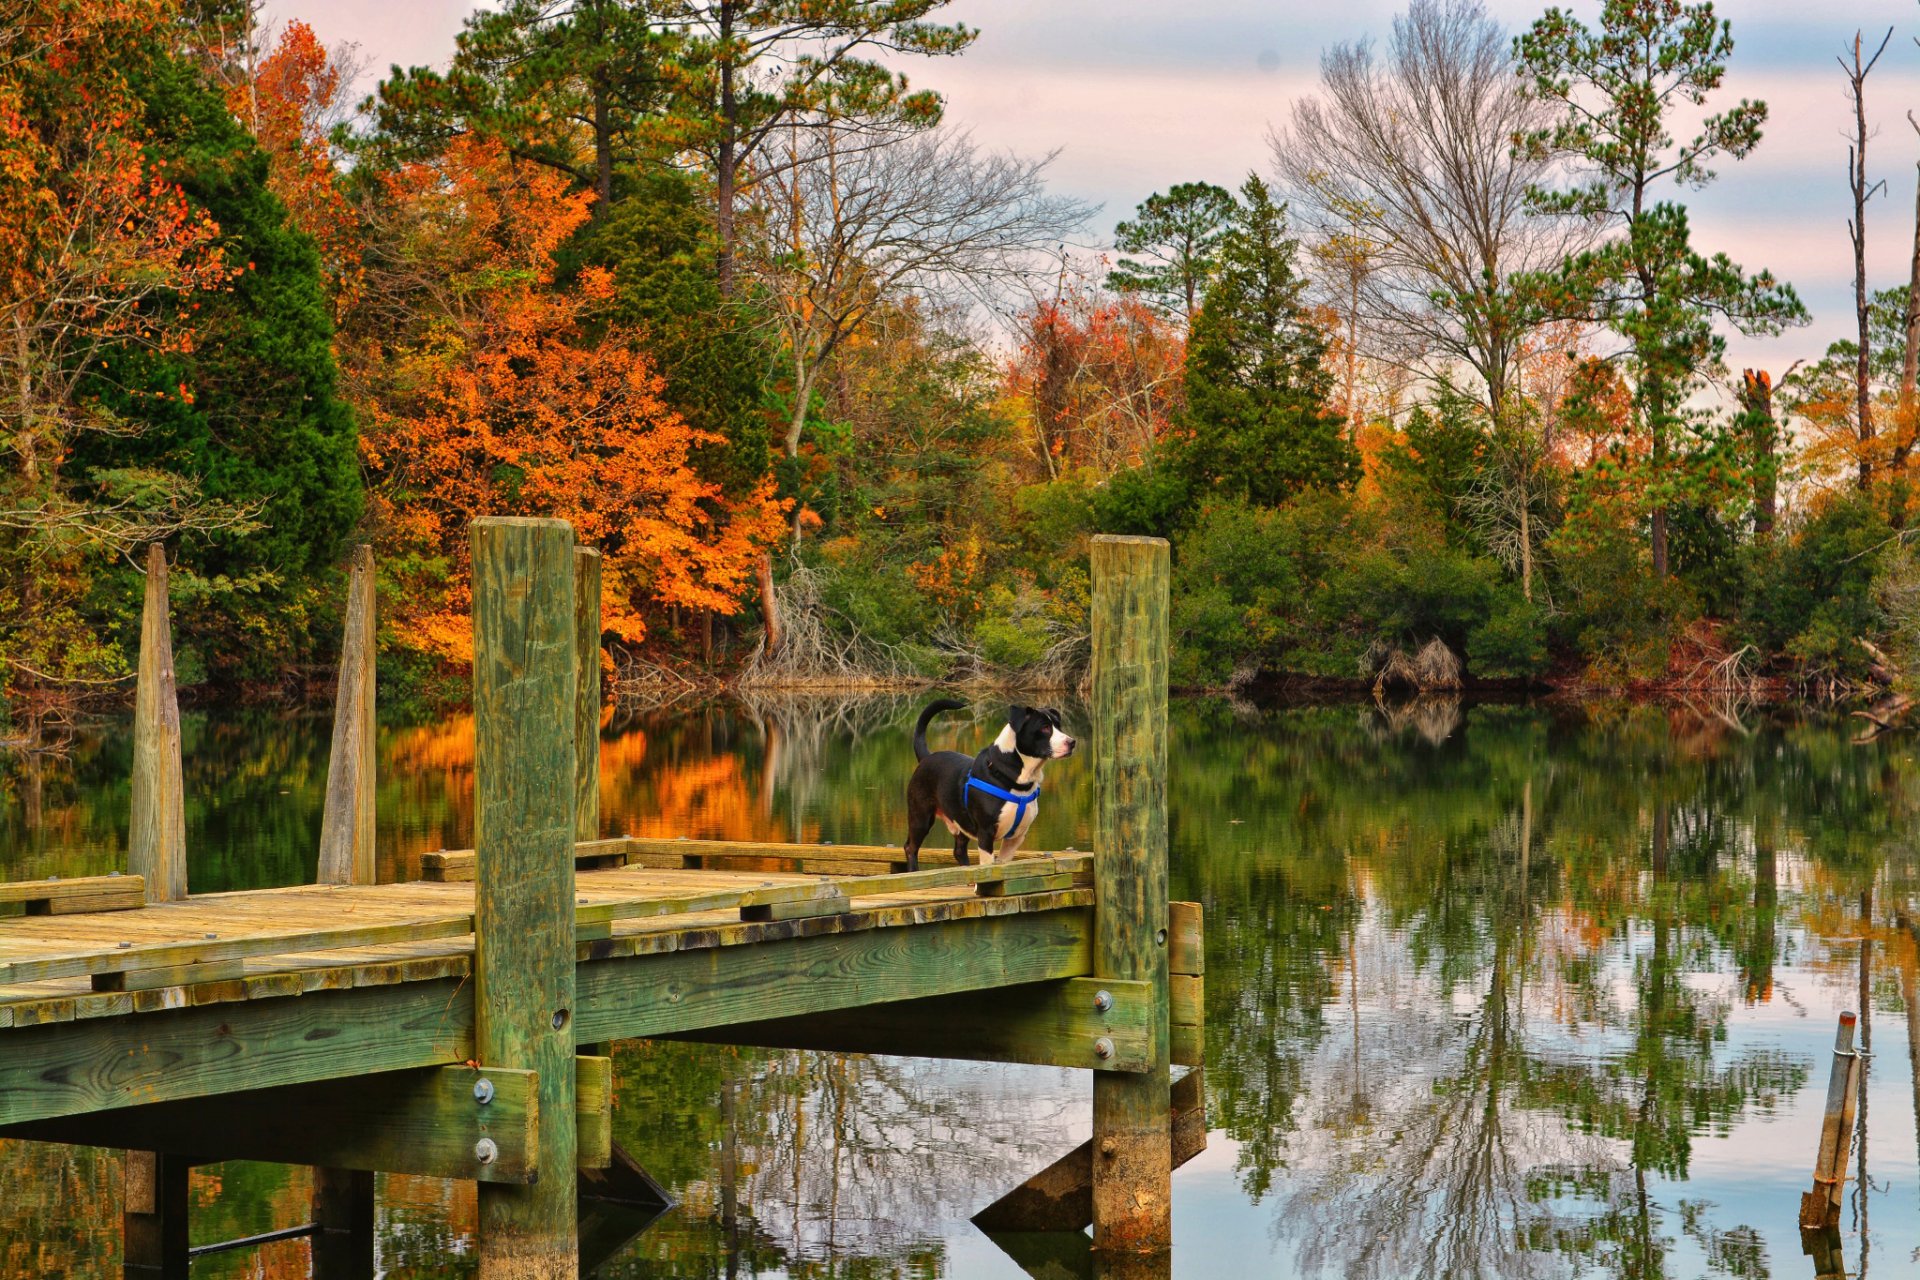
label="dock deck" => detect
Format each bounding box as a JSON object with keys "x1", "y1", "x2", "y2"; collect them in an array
[{"x1": 0, "y1": 526, "x2": 1190, "y2": 1277}]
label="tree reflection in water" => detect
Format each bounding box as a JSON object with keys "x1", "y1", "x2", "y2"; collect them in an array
[{"x1": 1, "y1": 696, "x2": 1918, "y2": 1278}]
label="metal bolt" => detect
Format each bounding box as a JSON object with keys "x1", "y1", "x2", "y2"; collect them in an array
[
  {"x1": 204, "y1": 933, "x2": 218, "y2": 940},
  {"x1": 1093, "y1": 1037, "x2": 1115, "y2": 1060},
  {"x1": 473, "y1": 1078, "x2": 495, "y2": 1105},
  {"x1": 474, "y1": 1138, "x2": 499, "y2": 1165},
  {"x1": 1155, "y1": 928, "x2": 1168, "y2": 947},
  {"x1": 1100, "y1": 1139, "x2": 1117, "y2": 1157},
  {"x1": 1093, "y1": 989, "x2": 1114, "y2": 1014},
  {"x1": 552, "y1": 1008, "x2": 570, "y2": 1031}
]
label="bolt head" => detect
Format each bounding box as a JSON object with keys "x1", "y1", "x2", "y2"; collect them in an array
[
  {"x1": 1093, "y1": 1036, "x2": 1115, "y2": 1060},
  {"x1": 1100, "y1": 1139, "x2": 1117, "y2": 1157},
  {"x1": 474, "y1": 1138, "x2": 499, "y2": 1165},
  {"x1": 1093, "y1": 989, "x2": 1114, "y2": 1014},
  {"x1": 473, "y1": 1078, "x2": 495, "y2": 1105}
]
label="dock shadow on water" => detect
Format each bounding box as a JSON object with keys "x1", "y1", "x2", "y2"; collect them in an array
[{"x1": 2, "y1": 695, "x2": 1918, "y2": 1278}]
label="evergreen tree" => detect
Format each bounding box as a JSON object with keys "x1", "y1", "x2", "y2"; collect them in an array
[
  {"x1": 82, "y1": 51, "x2": 361, "y2": 679},
  {"x1": 1174, "y1": 177, "x2": 1358, "y2": 505},
  {"x1": 563, "y1": 168, "x2": 773, "y2": 498},
  {"x1": 1109, "y1": 181, "x2": 1236, "y2": 324},
  {"x1": 1516, "y1": 0, "x2": 1804, "y2": 577}
]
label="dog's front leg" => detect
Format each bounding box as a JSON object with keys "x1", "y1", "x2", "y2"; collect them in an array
[{"x1": 952, "y1": 833, "x2": 970, "y2": 867}]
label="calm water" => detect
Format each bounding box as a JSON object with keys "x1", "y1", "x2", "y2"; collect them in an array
[{"x1": 2, "y1": 695, "x2": 1917, "y2": 1280}]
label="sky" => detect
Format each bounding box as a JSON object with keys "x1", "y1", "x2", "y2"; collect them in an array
[{"x1": 269, "y1": 0, "x2": 1920, "y2": 381}]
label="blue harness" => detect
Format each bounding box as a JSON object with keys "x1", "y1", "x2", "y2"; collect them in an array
[{"x1": 965, "y1": 774, "x2": 1040, "y2": 835}]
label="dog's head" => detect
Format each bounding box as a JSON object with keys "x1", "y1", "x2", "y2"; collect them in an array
[{"x1": 1008, "y1": 705, "x2": 1076, "y2": 760}]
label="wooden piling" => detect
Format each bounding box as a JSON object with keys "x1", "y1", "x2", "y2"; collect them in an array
[
  {"x1": 129, "y1": 544, "x2": 186, "y2": 903},
  {"x1": 472, "y1": 517, "x2": 580, "y2": 1278},
  {"x1": 1088, "y1": 535, "x2": 1172, "y2": 1255},
  {"x1": 573, "y1": 547, "x2": 601, "y2": 844},
  {"x1": 318, "y1": 544, "x2": 377, "y2": 886},
  {"x1": 1800, "y1": 1010, "x2": 1862, "y2": 1230},
  {"x1": 310, "y1": 1167, "x2": 375, "y2": 1280},
  {"x1": 122, "y1": 1150, "x2": 189, "y2": 1280}
]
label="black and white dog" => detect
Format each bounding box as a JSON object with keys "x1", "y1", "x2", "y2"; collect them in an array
[{"x1": 903, "y1": 699, "x2": 1076, "y2": 870}]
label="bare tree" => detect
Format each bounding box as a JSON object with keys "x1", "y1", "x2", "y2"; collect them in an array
[
  {"x1": 1840, "y1": 28, "x2": 1893, "y2": 489},
  {"x1": 1271, "y1": 0, "x2": 1589, "y2": 419},
  {"x1": 754, "y1": 124, "x2": 1089, "y2": 538}
]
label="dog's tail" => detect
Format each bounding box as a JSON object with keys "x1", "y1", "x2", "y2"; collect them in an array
[{"x1": 913, "y1": 698, "x2": 968, "y2": 761}]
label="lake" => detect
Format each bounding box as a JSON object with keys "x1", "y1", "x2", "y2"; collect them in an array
[{"x1": 1, "y1": 694, "x2": 1915, "y2": 1279}]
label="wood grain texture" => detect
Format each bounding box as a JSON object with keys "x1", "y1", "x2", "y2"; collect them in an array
[
  {"x1": 0, "y1": 874, "x2": 145, "y2": 913},
  {"x1": 573, "y1": 908, "x2": 1094, "y2": 1043},
  {"x1": 663, "y1": 976, "x2": 1152, "y2": 1071},
  {"x1": 575, "y1": 1053, "x2": 612, "y2": 1169},
  {"x1": 574, "y1": 547, "x2": 602, "y2": 844},
  {"x1": 1168, "y1": 902, "x2": 1203, "y2": 976},
  {"x1": 1088, "y1": 534, "x2": 1172, "y2": 1253},
  {"x1": 319, "y1": 545, "x2": 378, "y2": 886},
  {"x1": 0, "y1": 977, "x2": 473, "y2": 1127},
  {"x1": 130, "y1": 544, "x2": 186, "y2": 903},
  {"x1": 5, "y1": 1064, "x2": 540, "y2": 1182},
  {"x1": 471, "y1": 516, "x2": 579, "y2": 1276}
]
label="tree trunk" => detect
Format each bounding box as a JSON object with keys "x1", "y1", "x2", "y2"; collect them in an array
[
  {"x1": 1519, "y1": 497, "x2": 1533, "y2": 603},
  {"x1": 1743, "y1": 370, "x2": 1778, "y2": 538},
  {"x1": 715, "y1": 3, "x2": 738, "y2": 297},
  {"x1": 592, "y1": 78, "x2": 613, "y2": 217},
  {"x1": 758, "y1": 552, "x2": 780, "y2": 657}
]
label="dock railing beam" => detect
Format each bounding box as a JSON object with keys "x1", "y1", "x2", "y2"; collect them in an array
[
  {"x1": 1089, "y1": 534, "x2": 1172, "y2": 1256},
  {"x1": 318, "y1": 544, "x2": 377, "y2": 887},
  {"x1": 130, "y1": 543, "x2": 186, "y2": 904},
  {"x1": 473, "y1": 517, "x2": 580, "y2": 1278}
]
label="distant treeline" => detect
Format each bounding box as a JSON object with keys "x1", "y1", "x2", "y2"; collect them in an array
[{"x1": 8, "y1": 0, "x2": 1920, "y2": 725}]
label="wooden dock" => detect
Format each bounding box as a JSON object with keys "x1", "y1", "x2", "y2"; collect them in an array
[{"x1": 0, "y1": 525, "x2": 1198, "y2": 1278}]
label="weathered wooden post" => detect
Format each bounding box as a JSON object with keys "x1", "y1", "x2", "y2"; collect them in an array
[
  {"x1": 314, "y1": 545, "x2": 380, "y2": 1274},
  {"x1": 129, "y1": 543, "x2": 186, "y2": 903},
  {"x1": 122, "y1": 1150, "x2": 190, "y2": 1280},
  {"x1": 472, "y1": 517, "x2": 579, "y2": 1278},
  {"x1": 1800, "y1": 1010, "x2": 1862, "y2": 1230},
  {"x1": 573, "y1": 546, "x2": 601, "y2": 844},
  {"x1": 318, "y1": 544, "x2": 377, "y2": 886},
  {"x1": 1089, "y1": 534, "x2": 1171, "y2": 1256}
]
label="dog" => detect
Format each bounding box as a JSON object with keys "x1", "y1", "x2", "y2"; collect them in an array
[{"x1": 903, "y1": 699, "x2": 1077, "y2": 870}]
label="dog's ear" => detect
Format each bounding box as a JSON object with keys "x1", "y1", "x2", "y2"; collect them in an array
[
  {"x1": 1006, "y1": 705, "x2": 1029, "y2": 733},
  {"x1": 1041, "y1": 706, "x2": 1064, "y2": 726}
]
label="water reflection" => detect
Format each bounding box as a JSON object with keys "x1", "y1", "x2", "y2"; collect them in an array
[{"x1": 2, "y1": 697, "x2": 1918, "y2": 1278}]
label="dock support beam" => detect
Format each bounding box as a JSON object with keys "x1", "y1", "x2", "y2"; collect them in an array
[
  {"x1": 1089, "y1": 534, "x2": 1172, "y2": 1257},
  {"x1": 130, "y1": 544, "x2": 186, "y2": 904},
  {"x1": 319, "y1": 544, "x2": 377, "y2": 887},
  {"x1": 473, "y1": 517, "x2": 580, "y2": 1278}
]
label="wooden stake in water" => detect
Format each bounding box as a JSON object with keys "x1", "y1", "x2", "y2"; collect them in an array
[
  {"x1": 573, "y1": 546, "x2": 602, "y2": 844},
  {"x1": 318, "y1": 544, "x2": 377, "y2": 886},
  {"x1": 129, "y1": 544, "x2": 186, "y2": 903},
  {"x1": 472, "y1": 517, "x2": 579, "y2": 1278},
  {"x1": 1089, "y1": 535, "x2": 1172, "y2": 1255},
  {"x1": 1800, "y1": 1010, "x2": 1862, "y2": 1231}
]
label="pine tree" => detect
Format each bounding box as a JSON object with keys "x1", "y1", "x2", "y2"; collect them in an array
[
  {"x1": 1108, "y1": 182, "x2": 1236, "y2": 324},
  {"x1": 1174, "y1": 177, "x2": 1358, "y2": 506}
]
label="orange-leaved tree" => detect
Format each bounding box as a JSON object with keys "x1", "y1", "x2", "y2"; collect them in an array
[
  {"x1": 353, "y1": 136, "x2": 786, "y2": 663},
  {"x1": 242, "y1": 20, "x2": 363, "y2": 314},
  {"x1": 1004, "y1": 279, "x2": 1185, "y2": 482}
]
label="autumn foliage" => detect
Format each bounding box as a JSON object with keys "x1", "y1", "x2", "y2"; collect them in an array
[
  {"x1": 354, "y1": 137, "x2": 786, "y2": 663},
  {"x1": 243, "y1": 21, "x2": 363, "y2": 311}
]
